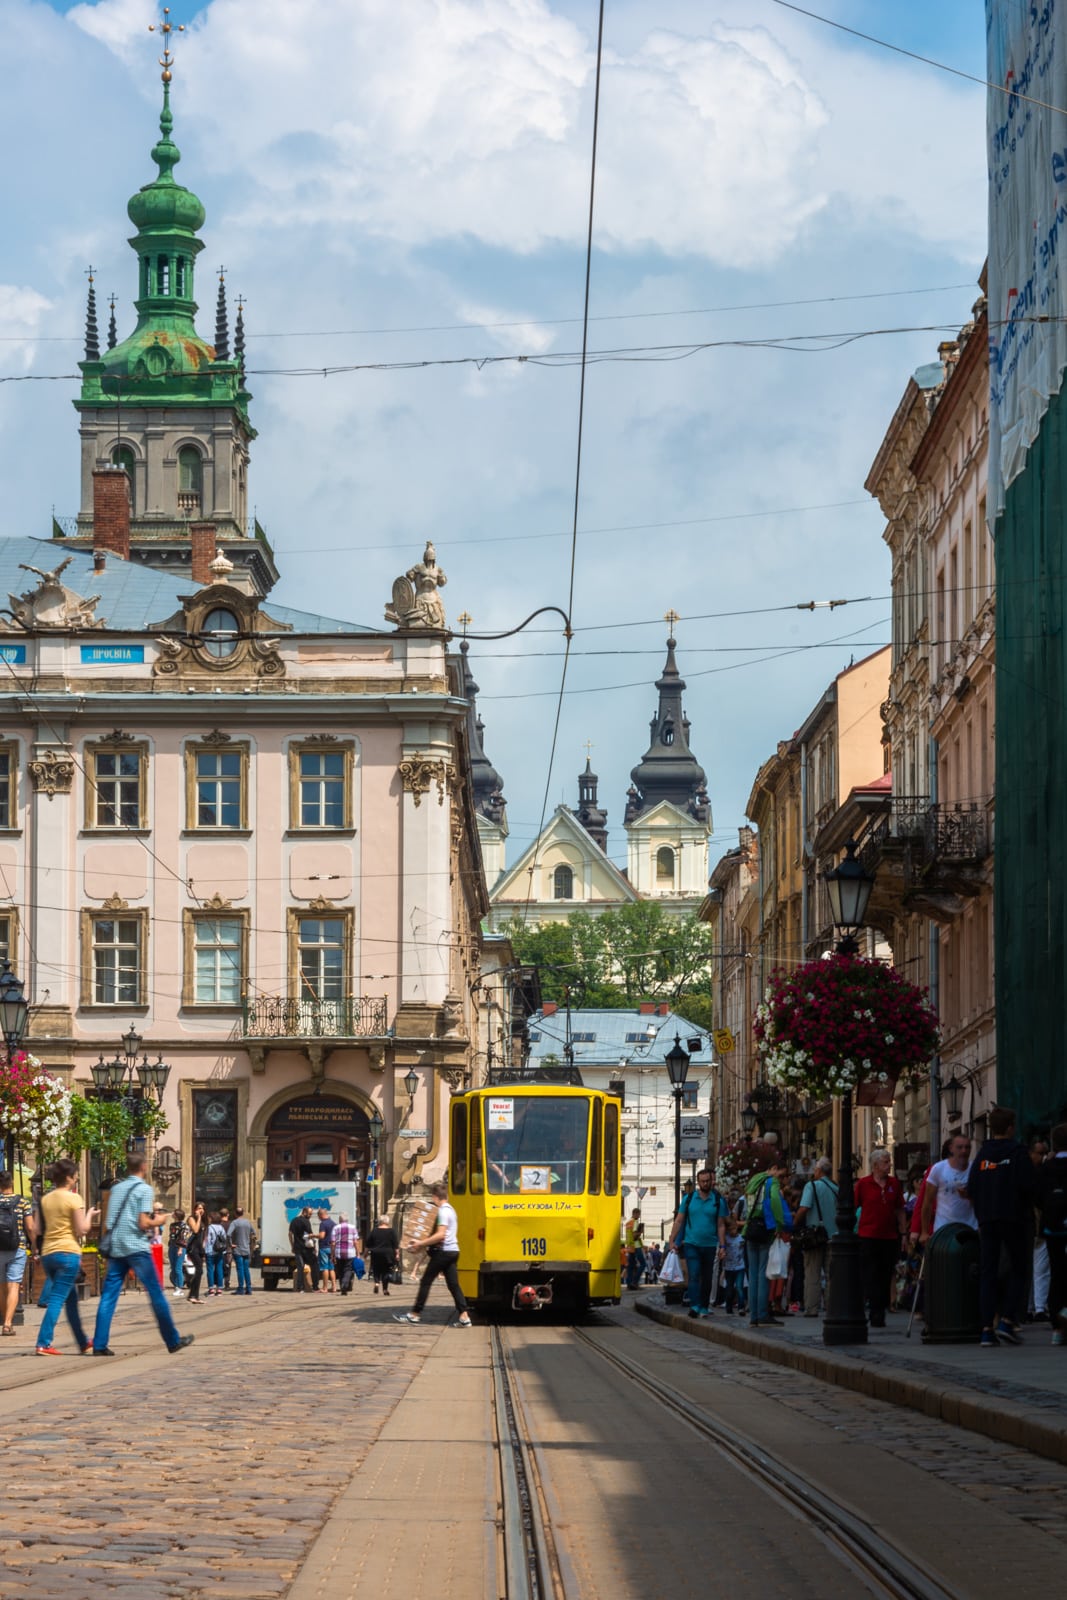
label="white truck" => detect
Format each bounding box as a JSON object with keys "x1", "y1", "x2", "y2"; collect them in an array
[{"x1": 259, "y1": 1180, "x2": 360, "y2": 1291}]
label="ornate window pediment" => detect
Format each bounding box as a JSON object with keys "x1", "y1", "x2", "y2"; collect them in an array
[{"x1": 150, "y1": 584, "x2": 291, "y2": 680}]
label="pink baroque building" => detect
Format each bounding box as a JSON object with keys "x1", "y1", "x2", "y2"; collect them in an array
[{"x1": 0, "y1": 69, "x2": 494, "y2": 1233}]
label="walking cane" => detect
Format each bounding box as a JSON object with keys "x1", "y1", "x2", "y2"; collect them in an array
[{"x1": 906, "y1": 1248, "x2": 926, "y2": 1339}]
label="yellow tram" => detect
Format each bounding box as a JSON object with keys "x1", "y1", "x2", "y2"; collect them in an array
[{"x1": 447, "y1": 1070, "x2": 623, "y2": 1314}]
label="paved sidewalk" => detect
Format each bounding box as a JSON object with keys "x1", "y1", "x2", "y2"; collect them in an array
[
  {"x1": 0, "y1": 1283, "x2": 483, "y2": 1600},
  {"x1": 636, "y1": 1290, "x2": 1067, "y2": 1463}
]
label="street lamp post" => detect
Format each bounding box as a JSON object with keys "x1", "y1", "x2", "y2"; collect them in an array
[
  {"x1": 0, "y1": 960, "x2": 30, "y2": 1327},
  {"x1": 88, "y1": 1030, "x2": 172, "y2": 1177},
  {"x1": 665, "y1": 1035, "x2": 690, "y2": 1216},
  {"x1": 822, "y1": 839, "x2": 875, "y2": 1348},
  {"x1": 0, "y1": 959, "x2": 30, "y2": 1174},
  {"x1": 368, "y1": 1109, "x2": 384, "y2": 1230}
]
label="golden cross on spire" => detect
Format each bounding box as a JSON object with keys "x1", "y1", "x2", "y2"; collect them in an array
[
  {"x1": 583, "y1": 739, "x2": 594, "y2": 759},
  {"x1": 664, "y1": 608, "x2": 680, "y2": 634},
  {"x1": 85, "y1": 265, "x2": 97, "y2": 285},
  {"x1": 149, "y1": 6, "x2": 185, "y2": 84},
  {"x1": 456, "y1": 611, "x2": 472, "y2": 637},
  {"x1": 218, "y1": 265, "x2": 227, "y2": 283}
]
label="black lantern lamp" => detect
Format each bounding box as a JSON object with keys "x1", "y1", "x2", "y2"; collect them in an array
[
  {"x1": 0, "y1": 960, "x2": 29, "y2": 1053},
  {"x1": 822, "y1": 839, "x2": 877, "y2": 1348},
  {"x1": 943, "y1": 1072, "x2": 963, "y2": 1122},
  {"x1": 140, "y1": 1054, "x2": 171, "y2": 1105},
  {"x1": 403, "y1": 1068, "x2": 419, "y2": 1106},
  {"x1": 823, "y1": 839, "x2": 875, "y2": 956},
  {"x1": 665, "y1": 1034, "x2": 690, "y2": 1215},
  {"x1": 740, "y1": 1098, "x2": 758, "y2": 1135},
  {"x1": 369, "y1": 1109, "x2": 384, "y2": 1144}
]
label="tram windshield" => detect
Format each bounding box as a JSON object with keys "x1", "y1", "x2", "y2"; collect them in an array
[{"x1": 484, "y1": 1095, "x2": 589, "y2": 1195}]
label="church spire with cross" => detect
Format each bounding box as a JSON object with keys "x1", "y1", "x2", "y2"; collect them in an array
[
  {"x1": 575, "y1": 742, "x2": 608, "y2": 852},
  {"x1": 70, "y1": 8, "x2": 274, "y2": 593},
  {"x1": 624, "y1": 614, "x2": 710, "y2": 825}
]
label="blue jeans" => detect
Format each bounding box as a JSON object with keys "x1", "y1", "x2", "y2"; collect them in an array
[
  {"x1": 683, "y1": 1244, "x2": 717, "y2": 1313},
  {"x1": 233, "y1": 1254, "x2": 252, "y2": 1292},
  {"x1": 93, "y1": 1251, "x2": 183, "y2": 1352},
  {"x1": 207, "y1": 1254, "x2": 225, "y2": 1290},
  {"x1": 38, "y1": 1252, "x2": 88, "y2": 1350},
  {"x1": 724, "y1": 1268, "x2": 746, "y2": 1311},
  {"x1": 746, "y1": 1240, "x2": 771, "y2": 1324},
  {"x1": 168, "y1": 1244, "x2": 185, "y2": 1289},
  {"x1": 626, "y1": 1249, "x2": 645, "y2": 1289}
]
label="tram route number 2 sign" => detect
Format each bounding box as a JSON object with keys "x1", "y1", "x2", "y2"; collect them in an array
[{"x1": 679, "y1": 1115, "x2": 709, "y2": 1162}]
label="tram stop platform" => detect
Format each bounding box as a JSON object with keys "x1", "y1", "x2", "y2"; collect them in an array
[{"x1": 636, "y1": 1291, "x2": 1067, "y2": 1466}]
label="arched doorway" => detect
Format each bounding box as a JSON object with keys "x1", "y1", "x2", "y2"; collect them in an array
[{"x1": 266, "y1": 1094, "x2": 371, "y2": 1237}]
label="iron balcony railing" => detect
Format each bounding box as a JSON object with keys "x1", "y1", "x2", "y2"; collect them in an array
[
  {"x1": 242, "y1": 996, "x2": 389, "y2": 1039},
  {"x1": 924, "y1": 802, "x2": 989, "y2": 863}
]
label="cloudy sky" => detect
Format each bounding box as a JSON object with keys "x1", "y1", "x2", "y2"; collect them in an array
[{"x1": 2, "y1": 1, "x2": 987, "y2": 876}]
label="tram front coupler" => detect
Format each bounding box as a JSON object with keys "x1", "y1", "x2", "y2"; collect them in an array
[{"x1": 513, "y1": 1281, "x2": 554, "y2": 1311}]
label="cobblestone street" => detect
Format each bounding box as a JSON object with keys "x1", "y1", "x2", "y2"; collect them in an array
[{"x1": 0, "y1": 1290, "x2": 427, "y2": 1600}]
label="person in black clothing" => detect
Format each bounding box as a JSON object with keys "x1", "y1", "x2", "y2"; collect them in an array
[
  {"x1": 365, "y1": 1215, "x2": 399, "y2": 1296},
  {"x1": 184, "y1": 1201, "x2": 206, "y2": 1305},
  {"x1": 289, "y1": 1206, "x2": 319, "y2": 1292},
  {"x1": 968, "y1": 1106, "x2": 1037, "y2": 1347},
  {"x1": 1037, "y1": 1123, "x2": 1067, "y2": 1347}
]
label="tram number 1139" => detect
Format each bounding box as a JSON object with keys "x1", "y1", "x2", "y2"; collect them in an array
[{"x1": 521, "y1": 1237, "x2": 547, "y2": 1257}]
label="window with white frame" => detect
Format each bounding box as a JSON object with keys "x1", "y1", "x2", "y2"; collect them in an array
[
  {"x1": 88, "y1": 914, "x2": 145, "y2": 1006},
  {"x1": 294, "y1": 915, "x2": 347, "y2": 1001},
  {"x1": 191, "y1": 915, "x2": 244, "y2": 1005},
  {"x1": 89, "y1": 746, "x2": 146, "y2": 829},
  {"x1": 190, "y1": 747, "x2": 246, "y2": 829}
]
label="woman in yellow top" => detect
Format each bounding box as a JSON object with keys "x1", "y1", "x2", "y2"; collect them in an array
[{"x1": 36, "y1": 1158, "x2": 98, "y2": 1356}]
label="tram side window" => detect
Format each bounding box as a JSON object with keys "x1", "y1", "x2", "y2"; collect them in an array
[
  {"x1": 471, "y1": 1101, "x2": 485, "y2": 1194},
  {"x1": 451, "y1": 1101, "x2": 468, "y2": 1194},
  {"x1": 588, "y1": 1099, "x2": 602, "y2": 1195},
  {"x1": 603, "y1": 1102, "x2": 619, "y2": 1194}
]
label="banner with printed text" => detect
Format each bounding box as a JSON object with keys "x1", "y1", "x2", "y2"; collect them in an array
[{"x1": 987, "y1": 0, "x2": 1067, "y2": 521}]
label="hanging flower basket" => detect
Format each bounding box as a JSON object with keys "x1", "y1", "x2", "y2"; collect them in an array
[
  {"x1": 0, "y1": 1053, "x2": 74, "y2": 1164},
  {"x1": 714, "y1": 1138, "x2": 778, "y2": 1193},
  {"x1": 753, "y1": 954, "x2": 939, "y2": 1103}
]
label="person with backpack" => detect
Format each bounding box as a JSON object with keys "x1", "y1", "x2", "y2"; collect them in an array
[
  {"x1": 794, "y1": 1157, "x2": 838, "y2": 1317},
  {"x1": 1037, "y1": 1122, "x2": 1067, "y2": 1347},
  {"x1": 0, "y1": 1169, "x2": 36, "y2": 1338},
  {"x1": 91, "y1": 1153, "x2": 193, "y2": 1357},
  {"x1": 968, "y1": 1106, "x2": 1037, "y2": 1347},
  {"x1": 742, "y1": 1159, "x2": 793, "y2": 1328},
  {"x1": 204, "y1": 1213, "x2": 228, "y2": 1297},
  {"x1": 667, "y1": 1167, "x2": 727, "y2": 1319}
]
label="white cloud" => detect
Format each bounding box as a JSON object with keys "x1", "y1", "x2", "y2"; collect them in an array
[{"x1": 0, "y1": 285, "x2": 54, "y2": 373}]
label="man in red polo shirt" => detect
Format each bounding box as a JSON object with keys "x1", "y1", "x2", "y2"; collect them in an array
[{"x1": 855, "y1": 1147, "x2": 907, "y2": 1328}]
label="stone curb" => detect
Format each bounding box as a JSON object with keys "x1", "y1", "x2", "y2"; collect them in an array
[{"x1": 636, "y1": 1298, "x2": 1067, "y2": 1467}]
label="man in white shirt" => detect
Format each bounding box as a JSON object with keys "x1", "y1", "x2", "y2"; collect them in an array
[
  {"x1": 920, "y1": 1134, "x2": 975, "y2": 1239},
  {"x1": 393, "y1": 1182, "x2": 472, "y2": 1327}
]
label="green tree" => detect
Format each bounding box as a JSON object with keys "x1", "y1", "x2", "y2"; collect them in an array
[{"x1": 499, "y1": 904, "x2": 712, "y2": 1014}]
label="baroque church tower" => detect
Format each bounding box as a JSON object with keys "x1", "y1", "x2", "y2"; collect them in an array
[
  {"x1": 68, "y1": 40, "x2": 276, "y2": 595},
  {"x1": 624, "y1": 632, "x2": 712, "y2": 898}
]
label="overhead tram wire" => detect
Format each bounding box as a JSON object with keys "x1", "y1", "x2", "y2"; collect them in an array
[
  {"x1": 521, "y1": 0, "x2": 605, "y2": 929},
  {"x1": 0, "y1": 281, "x2": 977, "y2": 344},
  {"x1": 767, "y1": 0, "x2": 1067, "y2": 118}
]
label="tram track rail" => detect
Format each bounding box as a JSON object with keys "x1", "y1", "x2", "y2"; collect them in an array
[
  {"x1": 569, "y1": 1323, "x2": 956, "y2": 1600},
  {"x1": 491, "y1": 1325, "x2": 566, "y2": 1600}
]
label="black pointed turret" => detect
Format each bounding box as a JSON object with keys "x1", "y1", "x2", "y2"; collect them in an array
[
  {"x1": 458, "y1": 640, "x2": 506, "y2": 824},
  {"x1": 625, "y1": 636, "x2": 709, "y2": 823},
  {"x1": 575, "y1": 757, "x2": 608, "y2": 852},
  {"x1": 215, "y1": 274, "x2": 230, "y2": 361},
  {"x1": 84, "y1": 278, "x2": 100, "y2": 361},
  {"x1": 107, "y1": 294, "x2": 117, "y2": 350},
  {"x1": 234, "y1": 298, "x2": 245, "y2": 379}
]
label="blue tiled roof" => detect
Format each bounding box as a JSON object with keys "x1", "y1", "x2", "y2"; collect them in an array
[
  {"x1": 0, "y1": 538, "x2": 375, "y2": 634},
  {"x1": 527, "y1": 1007, "x2": 708, "y2": 1065}
]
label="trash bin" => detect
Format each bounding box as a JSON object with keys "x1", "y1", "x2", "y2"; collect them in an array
[{"x1": 921, "y1": 1221, "x2": 980, "y2": 1343}]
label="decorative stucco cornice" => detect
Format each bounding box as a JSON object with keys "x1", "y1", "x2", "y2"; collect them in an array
[{"x1": 398, "y1": 755, "x2": 456, "y2": 808}]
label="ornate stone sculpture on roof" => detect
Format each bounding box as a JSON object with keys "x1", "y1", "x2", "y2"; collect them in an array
[
  {"x1": 385, "y1": 542, "x2": 448, "y2": 630},
  {"x1": 7, "y1": 558, "x2": 104, "y2": 631}
]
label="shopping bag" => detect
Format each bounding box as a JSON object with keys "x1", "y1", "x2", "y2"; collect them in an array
[
  {"x1": 766, "y1": 1237, "x2": 790, "y2": 1279},
  {"x1": 658, "y1": 1248, "x2": 684, "y2": 1286},
  {"x1": 353, "y1": 1256, "x2": 366, "y2": 1280}
]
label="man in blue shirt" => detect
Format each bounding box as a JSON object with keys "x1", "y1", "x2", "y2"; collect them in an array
[
  {"x1": 667, "y1": 1167, "x2": 727, "y2": 1318},
  {"x1": 92, "y1": 1154, "x2": 194, "y2": 1357}
]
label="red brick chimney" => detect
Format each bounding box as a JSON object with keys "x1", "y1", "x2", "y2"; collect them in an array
[
  {"x1": 190, "y1": 522, "x2": 217, "y2": 586},
  {"x1": 92, "y1": 466, "x2": 130, "y2": 561}
]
